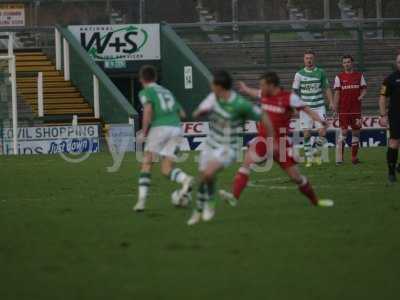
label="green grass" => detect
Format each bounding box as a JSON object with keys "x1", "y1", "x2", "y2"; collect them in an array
[{"x1": 1, "y1": 148, "x2": 400, "y2": 300}]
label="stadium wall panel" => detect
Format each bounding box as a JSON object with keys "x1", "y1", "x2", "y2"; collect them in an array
[{"x1": 160, "y1": 24, "x2": 212, "y2": 119}]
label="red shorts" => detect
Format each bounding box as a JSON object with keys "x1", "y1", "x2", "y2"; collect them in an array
[
  {"x1": 249, "y1": 136, "x2": 297, "y2": 170},
  {"x1": 339, "y1": 113, "x2": 362, "y2": 130}
]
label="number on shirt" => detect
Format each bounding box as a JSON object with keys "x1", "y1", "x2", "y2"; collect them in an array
[{"x1": 158, "y1": 93, "x2": 175, "y2": 112}]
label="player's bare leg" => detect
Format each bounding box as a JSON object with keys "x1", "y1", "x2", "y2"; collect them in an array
[
  {"x1": 351, "y1": 129, "x2": 361, "y2": 164},
  {"x1": 303, "y1": 129, "x2": 313, "y2": 167},
  {"x1": 134, "y1": 152, "x2": 154, "y2": 212},
  {"x1": 188, "y1": 160, "x2": 223, "y2": 226},
  {"x1": 387, "y1": 139, "x2": 400, "y2": 183},
  {"x1": 285, "y1": 165, "x2": 334, "y2": 207},
  {"x1": 161, "y1": 157, "x2": 193, "y2": 200}
]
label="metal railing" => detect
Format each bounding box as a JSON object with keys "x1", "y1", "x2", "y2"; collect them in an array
[
  {"x1": 171, "y1": 17, "x2": 400, "y2": 29},
  {"x1": 55, "y1": 25, "x2": 137, "y2": 123},
  {"x1": 0, "y1": 27, "x2": 55, "y2": 60},
  {"x1": 0, "y1": 33, "x2": 17, "y2": 154}
]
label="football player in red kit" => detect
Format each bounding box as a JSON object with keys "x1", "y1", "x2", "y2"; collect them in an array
[
  {"x1": 219, "y1": 72, "x2": 334, "y2": 208},
  {"x1": 333, "y1": 55, "x2": 367, "y2": 164}
]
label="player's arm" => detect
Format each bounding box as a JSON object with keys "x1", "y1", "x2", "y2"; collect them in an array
[
  {"x1": 138, "y1": 91, "x2": 153, "y2": 142},
  {"x1": 237, "y1": 81, "x2": 261, "y2": 99},
  {"x1": 322, "y1": 70, "x2": 334, "y2": 110},
  {"x1": 193, "y1": 93, "x2": 216, "y2": 119},
  {"x1": 333, "y1": 90, "x2": 340, "y2": 113},
  {"x1": 325, "y1": 88, "x2": 334, "y2": 109},
  {"x1": 360, "y1": 88, "x2": 367, "y2": 100},
  {"x1": 141, "y1": 103, "x2": 153, "y2": 137},
  {"x1": 379, "y1": 95, "x2": 388, "y2": 127},
  {"x1": 179, "y1": 108, "x2": 187, "y2": 120},
  {"x1": 292, "y1": 72, "x2": 301, "y2": 95},
  {"x1": 290, "y1": 93, "x2": 327, "y2": 127},
  {"x1": 332, "y1": 75, "x2": 341, "y2": 113},
  {"x1": 242, "y1": 100, "x2": 274, "y2": 138},
  {"x1": 261, "y1": 112, "x2": 274, "y2": 138},
  {"x1": 303, "y1": 106, "x2": 328, "y2": 127},
  {"x1": 379, "y1": 79, "x2": 390, "y2": 126},
  {"x1": 175, "y1": 100, "x2": 187, "y2": 120},
  {"x1": 359, "y1": 74, "x2": 367, "y2": 100}
]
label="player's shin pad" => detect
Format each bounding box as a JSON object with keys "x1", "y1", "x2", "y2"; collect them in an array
[
  {"x1": 351, "y1": 136, "x2": 360, "y2": 160},
  {"x1": 169, "y1": 168, "x2": 187, "y2": 184},
  {"x1": 315, "y1": 136, "x2": 327, "y2": 160},
  {"x1": 138, "y1": 172, "x2": 151, "y2": 200},
  {"x1": 316, "y1": 136, "x2": 327, "y2": 151}
]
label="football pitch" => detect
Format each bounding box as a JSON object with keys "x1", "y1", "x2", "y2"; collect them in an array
[{"x1": 1, "y1": 148, "x2": 399, "y2": 300}]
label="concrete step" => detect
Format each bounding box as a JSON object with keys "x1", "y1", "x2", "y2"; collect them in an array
[
  {"x1": 17, "y1": 81, "x2": 72, "y2": 88},
  {"x1": 23, "y1": 92, "x2": 82, "y2": 99},
  {"x1": 17, "y1": 76, "x2": 66, "y2": 83},
  {"x1": 19, "y1": 87, "x2": 78, "y2": 94},
  {"x1": 16, "y1": 65, "x2": 56, "y2": 72},
  {"x1": 31, "y1": 108, "x2": 93, "y2": 115},
  {"x1": 31, "y1": 103, "x2": 90, "y2": 109},
  {"x1": 16, "y1": 61, "x2": 52, "y2": 67},
  {"x1": 16, "y1": 55, "x2": 48, "y2": 62},
  {"x1": 25, "y1": 97, "x2": 85, "y2": 104}
]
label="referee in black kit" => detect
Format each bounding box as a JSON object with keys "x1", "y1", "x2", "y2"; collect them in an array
[{"x1": 380, "y1": 53, "x2": 400, "y2": 183}]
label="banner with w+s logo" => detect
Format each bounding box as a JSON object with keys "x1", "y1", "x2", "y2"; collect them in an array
[{"x1": 68, "y1": 24, "x2": 161, "y2": 62}]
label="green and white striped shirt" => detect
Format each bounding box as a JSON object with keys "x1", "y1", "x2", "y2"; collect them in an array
[
  {"x1": 198, "y1": 92, "x2": 261, "y2": 151},
  {"x1": 292, "y1": 67, "x2": 329, "y2": 109}
]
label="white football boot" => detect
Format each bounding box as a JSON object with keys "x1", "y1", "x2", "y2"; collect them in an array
[
  {"x1": 202, "y1": 202, "x2": 215, "y2": 222},
  {"x1": 133, "y1": 198, "x2": 147, "y2": 212},
  {"x1": 187, "y1": 210, "x2": 202, "y2": 226}
]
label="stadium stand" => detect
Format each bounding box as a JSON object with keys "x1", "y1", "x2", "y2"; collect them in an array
[
  {"x1": 188, "y1": 38, "x2": 400, "y2": 115},
  {"x1": 15, "y1": 50, "x2": 95, "y2": 120}
]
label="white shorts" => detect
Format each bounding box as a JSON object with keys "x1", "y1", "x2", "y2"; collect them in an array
[
  {"x1": 299, "y1": 106, "x2": 326, "y2": 130},
  {"x1": 145, "y1": 126, "x2": 182, "y2": 158},
  {"x1": 198, "y1": 144, "x2": 236, "y2": 172}
]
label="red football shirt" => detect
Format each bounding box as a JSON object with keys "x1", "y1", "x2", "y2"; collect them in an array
[
  {"x1": 257, "y1": 90, "x2": 305, "y2": 138},
  {"x1": 334, "y1": 71, "x2": 367, "y2": 114}
]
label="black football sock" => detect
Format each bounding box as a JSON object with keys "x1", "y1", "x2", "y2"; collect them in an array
[
  {"x1": 206, "y1": 180, "x2": 216, "y2": 202},
  {"x1": 196, "y1": 183, "x2": 208, "y2": 212},
  {"x1": 387, "y1": 147, "x2": 398, "y2": 176}
]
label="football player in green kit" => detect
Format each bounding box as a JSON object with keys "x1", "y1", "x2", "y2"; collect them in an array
[
  {"x1": 187, "y1": 70, "x2": 273, "y2": 226},
  {"x1": 134, "y1": 65, "x2": 193, "y2": 212}
]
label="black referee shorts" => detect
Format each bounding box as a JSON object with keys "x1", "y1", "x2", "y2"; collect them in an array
[{"x1": 389, "y1": 113, "x2": 400, "y2": 140}]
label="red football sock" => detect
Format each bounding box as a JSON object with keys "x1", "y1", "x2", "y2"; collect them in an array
[
  {"x1": 298, "y1": 177, "x2": 318, "y2": 206},
  {"x1": 232, "y1": 167, "x2": 250, "y2": 200},
  {"x1": 351, "y1": 142, "x2": 359, "y2": 160}
]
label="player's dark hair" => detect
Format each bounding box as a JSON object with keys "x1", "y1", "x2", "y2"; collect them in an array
[
  {"x1": 260, "y1": 71, "x2": 280, "y2": 87},
  {"x1": 139, "y1": 65, "x2": 158, "y2": 82},
  {"x1": 304, "y1": 49, "x2": 316, "y2": 56},
  {"x1": 342, "y1": 54, "x2": 354, "y2": 62},
  {"x1": 212, "y1": 70, "x2": 233, "y2": 90}
]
